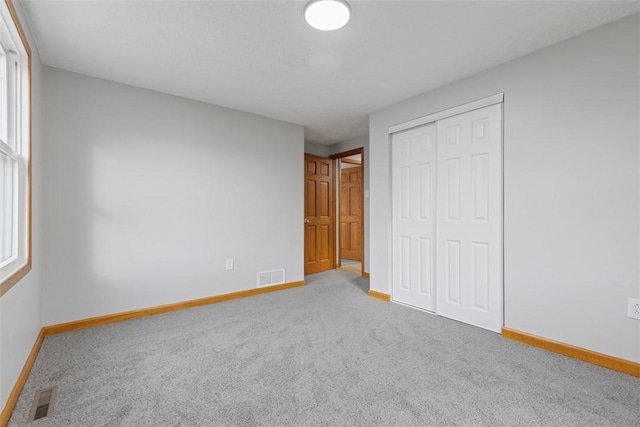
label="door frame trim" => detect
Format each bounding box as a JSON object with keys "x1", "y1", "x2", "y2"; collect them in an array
[
  {"x1": 330, "y1": 147, "x2": 365, "y2": 277},
  {"x1": 388, "y1": 93, "x2": 504, "y2": 134}
]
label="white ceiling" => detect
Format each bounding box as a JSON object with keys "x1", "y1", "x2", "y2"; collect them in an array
[{"x1": 21, "y1": 0, "x2": 639, "y2": 145}]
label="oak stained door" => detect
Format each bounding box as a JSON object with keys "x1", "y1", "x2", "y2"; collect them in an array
[
  {"x1": 340, "y1": 166, "x2": 362, "y2": 261},
  {"x1": 304, "y1": 154, "x2": 334, "y2": 275}
]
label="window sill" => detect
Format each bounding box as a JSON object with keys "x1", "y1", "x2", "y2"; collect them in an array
[{"x1": 0, "y1": 261, "x2": 31, "y2": 297}]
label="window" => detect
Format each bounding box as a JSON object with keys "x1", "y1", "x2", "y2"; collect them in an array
[{"x1": 0, "y1": 0, "x2": 30, "y2": 296}]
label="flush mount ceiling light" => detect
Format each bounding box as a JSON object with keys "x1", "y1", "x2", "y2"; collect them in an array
[{"x1": 304, "y1": 0, "x2": 351, "y2": 31}]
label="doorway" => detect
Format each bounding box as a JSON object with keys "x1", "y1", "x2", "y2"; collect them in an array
[
  {"x1": 303, "y1": 148, "x2": 365, "y2": 277},
  {"x1": 330, "y1": 148, "x2": 364, "y2": 277}
]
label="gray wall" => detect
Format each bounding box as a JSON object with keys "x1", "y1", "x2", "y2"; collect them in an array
[
  {"x1": 0, "y1": 2, "x2": 44, "y2": 410},
  {"x1": 304, "y1": 141, "x2": 330, "y2": 157},
  {"x1": 369, "y1": 14, "x2": 639, "y2": 362},
  {"x1": 42, "y1": 67, "x2": 304, "y2": 325}
]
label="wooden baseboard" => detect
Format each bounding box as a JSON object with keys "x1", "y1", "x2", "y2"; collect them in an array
[
  {"x1": 0, "y1": 328, "x2": 45, "y2": 426},
  {"x1": 502, "y1": 328, "x2": 640, "y2": 377},
  {"x1": 1, "y1": 281, "x2": 305, "y2": 425},
  {"x1": 362, "y1": 272, "x2": 370, "y2": 279},
  {"x1": 43, "y1": 281, "x2": 305, "y2": 336},
  {"x1": 368, "y1": 290, "x2": 390, "y2": 302}
]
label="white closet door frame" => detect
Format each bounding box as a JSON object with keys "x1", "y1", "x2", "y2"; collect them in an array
[
  {"x1": 388, "y1": 94, "x2": 504, "y2": 331},
  {"x1": 389, "y1": 93, "x2": 503, "y2": 134}
]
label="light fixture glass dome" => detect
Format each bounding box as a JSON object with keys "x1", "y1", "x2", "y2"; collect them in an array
[{"x1": 304, "y1": 0, "x2": 351, "y2": 31}]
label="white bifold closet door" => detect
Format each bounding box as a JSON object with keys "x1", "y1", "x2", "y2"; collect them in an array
[
  {"x1": 435, "y1": 103, "x2": 502, "y2": 332},
  {"x1": 391, "y1": 123, "x2": 437, "y2": 311},
  {"x1": 391, "y1": 103, "x2": 502, "y2": 333}
]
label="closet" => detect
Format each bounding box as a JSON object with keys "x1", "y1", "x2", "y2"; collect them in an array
[{"x1": 391, "y1": 103, "x2": 503, "y2": 332}]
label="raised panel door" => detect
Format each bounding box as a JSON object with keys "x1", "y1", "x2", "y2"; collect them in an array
[
  {"x1": 436, "y1": 103, "x2": 502, "y2": 332},
  {"x1": 339, "y1": 166, "x2": 362, "y2": 261},
  {"x1": 305, "y1": 154, "x2": 334, "y2": 275},
  {"x1": 391, "y1": 123, "x2": 436, "y2": 311}
]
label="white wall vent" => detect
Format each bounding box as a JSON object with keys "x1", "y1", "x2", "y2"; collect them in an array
[{"x1": 257, "y1": 269, "x2": 286, "y2": 287}]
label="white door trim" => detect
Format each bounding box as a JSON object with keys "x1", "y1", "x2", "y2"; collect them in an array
[{"x1": 388, "y1": 93, "x2": 504, "y2": 135}]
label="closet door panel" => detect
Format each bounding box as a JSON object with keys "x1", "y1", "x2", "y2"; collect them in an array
[
  {"x1": 436, "y1": 104, "x2": 503, "y2": 332},
  {"x1": 391, "y1": 123, "x2": 437, "y2": 311}
]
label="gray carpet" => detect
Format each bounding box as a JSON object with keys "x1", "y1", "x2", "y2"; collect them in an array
[{"x1": 9, "y1": 270, "x2": 639, "y2": 426}]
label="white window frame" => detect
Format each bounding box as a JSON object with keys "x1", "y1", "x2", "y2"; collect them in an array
[{"x1": 0, "y1": 0, "x2": 31, "y2": 297}]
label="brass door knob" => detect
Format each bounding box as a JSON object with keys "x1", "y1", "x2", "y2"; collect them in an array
[{"x1": 304, "y1": 218, "x2": 310, "y2": 224}]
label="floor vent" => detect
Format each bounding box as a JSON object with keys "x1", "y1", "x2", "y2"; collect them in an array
[
  {"x1": 257, "y1": 269, "x2": 285, "y2": 287},
  {"x1": 28, "y1": 386, "x2": 57, "y2": 422}
]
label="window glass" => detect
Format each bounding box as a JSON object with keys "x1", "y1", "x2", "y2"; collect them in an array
[
  {"x1": 0, "y1": 49, "x2": 7, "y2": 145},
  {"x1": 0, "y1": 0, "x2": 31, "y2": 293},
  {"x1": 0, "y1": 150, "x2": 14, "y2": 265}
]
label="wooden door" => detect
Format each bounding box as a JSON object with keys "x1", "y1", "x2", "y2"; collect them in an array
[
  {"x1": 391, "y1": 123, "x2": 437, "y2": 311},
  {"x1": 304, "y1": 154, "x2": 334, "y2": 275},
  {"x1": 436, "y1": 103, "x2": 502, "y2": 332},
  {"x1": 340, "y1": 166, "x2": 362, "y2": 261}
]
